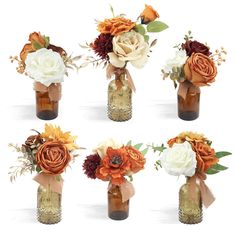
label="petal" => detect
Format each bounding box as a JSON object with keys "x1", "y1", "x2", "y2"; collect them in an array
[{"x1": 108, "y1": 52, "x2": 126, "y2": 68}]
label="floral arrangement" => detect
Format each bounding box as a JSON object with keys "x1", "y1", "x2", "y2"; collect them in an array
[
  {"x1": 83, "y1": 139, "x2": 147, "y2": 201},
  {"x1": 152, "y1": 132, "x2": 231, "y2": 207},
  {"x1": 82, "y1": 5, "x2": 168, "y2": 91},
  {"x1": 10, "y1": 32, "x2": 80, "y2": 101},
  {"x1": 162, "y1": 31, "x2": 226, "y2": 89},
  {"x1": 9, "y1": 124, "x2": 80, "y2": 193}
]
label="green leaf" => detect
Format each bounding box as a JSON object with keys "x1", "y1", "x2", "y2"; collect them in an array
[
  {"x1": 206, "y1": 168, "x2": 219, "y2": 175},
  {"x1": 211, "y1": 163, "x2": 228, "y2": 171},
  {"x1": 127, "y1": 140, "x2": 132, "y2": 146},
  {"x1": 141, "y1": 148, "x2": 148, "y2": 156},
  {"x1": 109, "y1": 4, "x2": 115, "y2": 17},
  {"x1": 215, "y1": 151, "x2": 232, "y2": 158},
  {"x1": 32, "y1": 41, "x2": 43, "y2": 50},
  {"x1": 147, "y1": 21, "x2": 168, "y2": 33},
  {"x1": 152, "y1": 145, "x2": 166, "y2": 153},
  {"x1": 134, "y1": 24, "x2": 146, "y2": 35},
  {"x1": 143, "y1": 35, "x2": 149, "y2": 42},
  {"x1": 133, "y1": 143, "x2": 143, "y2": 150},
  {"x1": 36, "y1": 166, "x2": 41, "y2": 173},
  {"x1": 43, "y1": 36, "x2": 50, "y2": 48}
]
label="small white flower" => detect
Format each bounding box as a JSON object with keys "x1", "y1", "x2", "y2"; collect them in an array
[
  {"x1": 163, "y1": 49, "x2": 188, "y2": 73},
  {"x1": 108, "y1": 31, "x2": 149, "y2": 68},
  {"x1": 25, "y1": 48, "x2": 66, "y2": 87},
  {"x1": 94, "y1": 138, "x2": 122, "y2": 158},
  {"x1": 160, "y1": 141, "x2": 197, "y2": 177}
]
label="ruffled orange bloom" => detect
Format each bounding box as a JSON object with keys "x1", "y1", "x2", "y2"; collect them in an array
[
  {"x1": 97, "y1": 17, "x2": 135, "y2": 36},
  {"x1": 125, "y1": 146, "x2": 146, "y2": 173},
  {"x1": 20, "y1": 32, "x2": 46, "y2": 62},
  {"x1": 96, "y1": 147, "x2": 130, "y2": 185},
  {"x1": 140, "y1": 4, "x2": 159, "y2": 24}
]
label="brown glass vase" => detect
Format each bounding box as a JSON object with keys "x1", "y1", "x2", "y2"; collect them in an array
[
  {"x1": 177, "y1": 81, "x2": 200, "y2": 121},
  {"x1": 36, "y1": 91, "x2": 58, "y2": 120},
  {"x1": 108, "y1": 184, "x2": 129, "y2": 220},
  {"x1": 108, "y1": 73, "x2": 132, "y2": 122},
  {"x1": 179, "y1": 178, "x2": 202, "y2": 224},
  {"x1": 37, "y1": 185, "x2": 61, "y2": 224}
]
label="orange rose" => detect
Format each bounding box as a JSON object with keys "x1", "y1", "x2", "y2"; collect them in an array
[
  {"x1": 36, "y1": 141, "x2": 71, "y2": 175},
  {"x1": 96, "y1": 147, "x2": 130, "y2": 185},
  {"x1": 192, "y1": 142, "x2": 218, "y2": 173},
  {"x1": 140, "y1": 4, "x2": 159, "y2": 24},
  {"x1": 97, "y1": 17, "x2": 135, "y2": 36},
  {"x1": 184, "y1": 52, "x2": 217, "y2": 86},
  {"x1": 125, "y1": 146, "x2": 146, "y2": 173},
  {"x1": 20, "y1": 32, "x2": 46, "y2": 62}
]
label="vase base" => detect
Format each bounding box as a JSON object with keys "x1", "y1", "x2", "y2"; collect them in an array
[
  {"x1": 109, "y1": 211, "x2": 128, "y2": 220},
  {"x1": 178, "y1": 111, "x2": 199, "y2": 121},
  {"x1": 36, "y1": 110, "x2": 58, "y2": 120},
  {"x1": 108, "y1": 107, "x2": 132, "y2": 122},
  {"x1": 37, "y1": 210, "x2": 61, "y2": 224},
  {"x1": 179, "y1": 211, "x2": 202, "y2": 224}
]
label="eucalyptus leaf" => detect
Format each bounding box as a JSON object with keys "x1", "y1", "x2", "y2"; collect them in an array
[
  {"x1": 141, "y1": 148, "x2": 148, "y2": 156},
  {"x1": 215, "y1": 151, "x2": 232, "y2": 158},
  {"x1": 147, "y1": 21, "x2": 168, "y2": 33},
  {"x1": 134, "y1": 24, "x2": 146, "y2": 35},
  {"x1": 152, "y1": 145, "x2": 166, "y2": 153},
  {"x1": 133, "y1": 143, "x2": 143, "y2": 150},
  {"x1": 211, "y1": 163, "x2": 228, "y2": 171}
]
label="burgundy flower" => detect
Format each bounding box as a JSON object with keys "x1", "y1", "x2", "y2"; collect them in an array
[
  {"x1": 182, "y1": 40, "x2": 211, "y2": 57},
  {"x1": 83, "y1": 154, "x2": 101, "y2": 179},
  {"x1": 91, "y1": 33, "x2": 113, "y2": 60}
]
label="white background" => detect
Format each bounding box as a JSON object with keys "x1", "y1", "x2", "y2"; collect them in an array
[{"x1": 0, "y1": 0, "x2": 235, "y2": 235}]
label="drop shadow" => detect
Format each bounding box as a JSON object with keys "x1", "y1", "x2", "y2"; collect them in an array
[
  {"x1": 8, "y1": 105, "x2": 37, "y2": 120},
  {"x1": 77, "y1": 204, "x2": 107, "y2": 220},
  {"x1": 151, "y1": 206, "x2": 179, "y2": 224},
  {"x1": 79, "y1": 105, "x2": 108, "y2": 121},
  {"x1": 153, "y1": 103, "x2": 177, "y2": 119},
  {"x1": 8, "y1": 208, "x2": 37, "y2": 224}
]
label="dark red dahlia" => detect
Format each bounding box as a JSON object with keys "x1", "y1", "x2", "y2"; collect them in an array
[
  {"x1": 83, "y1": 154, "x2": 101, "y2": 179},
  {"x1": 182, "y1": 40, "x2": 211, "y2": 57},
  {"x1": 91, "y1": 33, "x2": 113, "y2": 60}
]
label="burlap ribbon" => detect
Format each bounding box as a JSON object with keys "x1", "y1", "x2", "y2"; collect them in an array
[
  {"x1": 33, "y1": 82, "x2": 62, "y2": 102},
  {"x1": 108, "y1": 180, "x2": 135, "y2": 203},
  {"x1": 106, "y1": 63, "x2": 136, "y2": 92},
  {"x1": 34, "y1": 173, "x2": 63, "y2": 194},
  {"x1": 178, "y1": 81, "x2": 200, "y2": 100},
  {"x1": 188, "y1": 174, "x2": 215, "y2": 208}
]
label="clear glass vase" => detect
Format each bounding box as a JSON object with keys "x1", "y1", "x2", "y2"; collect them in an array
[
  {"x1": 178, "y1": 81, "x2": 200, "y2": 121},
  {"x1": 179, "y1": 178, "x2": 202, "y2": 224},
  {"x1": 107, "y1": 74, "x2": 132, "y2": 122},
  {"x1": 36, "y1": 91, "x2": 58, "y2": 120},
  {"x1": 108, "y1": 184, "x2": 129, "y2": 220},
  {"x1": 37, "y1": 185, "x2": 61, "y2": 224}
]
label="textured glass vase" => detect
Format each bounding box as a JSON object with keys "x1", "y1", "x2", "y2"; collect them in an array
[
  {"x1": 108, "y1": 184, "x2": 129, "y2": 220},
  {"x1": 36, "y1": 91, "x2": 58, "y2": 120},
  {"x1": 179, "y1": 178, "x2": 202, "y2": 224},
  {"x1": 178, "y1": 81, "x2": 200, "y2": 121},
  {"x1": 107, "y1": 74, "x2": 132, "y2": 121},
  {"x1": 37, "y1": 185, "x2": 61, "y2": 224}
]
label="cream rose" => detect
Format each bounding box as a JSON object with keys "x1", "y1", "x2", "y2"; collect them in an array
[
  {"x1": 94, "y1": 138, "x2": 122, "y2": 158},
  {"x1": 25, "y1": 48, "x2": 66, "y2": 87},
  {"x1": 160, "y1": 141, "x2": 197, "y2": 177},
  {"x1": 108, "y1": 31, "x2": 149, "y2": 68}
]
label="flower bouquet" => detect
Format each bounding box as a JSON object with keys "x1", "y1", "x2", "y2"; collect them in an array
[
  {"x1": 83, "y1": 139, "x2": 147, "y2": 220},
  {"x1": 82, "y1": 5, "x2": 168, "y2": 121},
  {"x1": 152, "y1": 132, "x2": 231, "y2": 224},
  {"x1": 10, "y1": 32, "x2": 80, "y2": 120},
  {"x1": 162, "y1": 31, "x2": 226, "y2": 120},
  {"x1": 9, "y1": 124, "x2": 80, "y2": 224}
]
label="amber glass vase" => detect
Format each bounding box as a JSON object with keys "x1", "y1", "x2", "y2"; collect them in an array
[
  {"x1": 108, "y1": 74, "x2": 132, "y2": 122},
  {"x1": 179, "y1": 178, "x2": 202, "y2": 224},
  {"x1": 108, "y1": 184, "x2": 129, "y2": 220},
  {"x1": 37, "y1": 185, "x2": 61, "y2": 224},
  {"x1": 178, "y1": 81, "x2": 200, "y2": 121},
  {"x1": 36, "y1": 91, "x2": 58, "y2": 120}
]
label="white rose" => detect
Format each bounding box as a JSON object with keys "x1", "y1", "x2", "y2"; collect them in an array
[
  {"x1": 25, "y1": 48, "x2": 66, "y2": 87},
  {"x1": 164, "y1": 49, "x2": 188, "y2": 73},
  {"x1": 108, "y1": 31, "x2": 149, "y2": 68},
  {"x1": 160, "y1": 141, "x2": 197, "y2": 177},
  {"x1": 94, "y1": 138, "x2": 122, "y2": 158}
]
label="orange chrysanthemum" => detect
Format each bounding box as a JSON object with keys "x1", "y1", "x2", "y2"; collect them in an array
[
  {"x1": 96, "y1": 147, "x2": 130, "y2": 185},
  {"x1": 97, "y1": 17, "x2": 136, "y2": 36}
]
